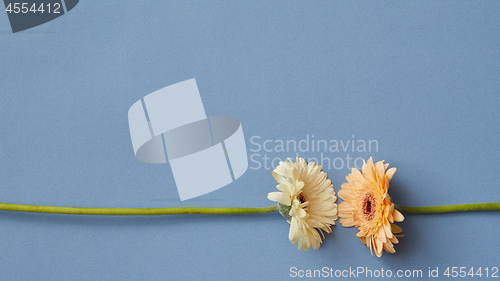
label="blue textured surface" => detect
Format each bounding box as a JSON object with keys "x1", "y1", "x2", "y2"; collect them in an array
[{"x1": 1, "y1": 1, "x2": 499, "y2": 280}]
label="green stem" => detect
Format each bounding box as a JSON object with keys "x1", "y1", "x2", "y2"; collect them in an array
[
  {"x1": 3, "y1": 202, "x2": 499, "y2": 216},
  {"x1": 0, "y1": 202, "x2": 278, "y2": 216},
  {"x1": 395, "y1": 203, "x2": 500, "y2": 214}
]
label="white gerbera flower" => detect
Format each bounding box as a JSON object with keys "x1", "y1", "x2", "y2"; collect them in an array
[{"x1": 267, "y1": 158, "x2": 338, "y2": 252}]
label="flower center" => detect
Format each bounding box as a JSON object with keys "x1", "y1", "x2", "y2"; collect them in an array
[
  {"x1": 297, "y1": 192, "x2": 306, "y2": 203},
  {"x1": 362, "y1": 192, "x2": 376, "y2": 221}
]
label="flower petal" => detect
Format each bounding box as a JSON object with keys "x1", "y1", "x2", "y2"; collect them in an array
[
  {"x1": 337, "y1": 157, "x2": 402, "y2": 257},
  {"x1": 289, "y1": 217, "x2": 299, "y2": 244},
  {"x1": 270, "y1": 157, "x2": 338, "y2": 252},
  {"x1": 393, "y1": 209, "x2": 405, "y2": 222},
  {"x1": 272, "y1": 171, "x2": 289, "y2": 185},
  {"x1": 386, "y1": 168, "x2": 396, "y2": 182},
  {"x1": 294, "y1": 180, "x2": 304, "y2": 195},
  {"x1": 267, "y1": 192, "x2": 291, "y2": 206}
]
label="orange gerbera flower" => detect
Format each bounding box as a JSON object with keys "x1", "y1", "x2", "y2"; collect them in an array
[{"x1": 338, "y1": 157, "x2": 404, "y2": 257}]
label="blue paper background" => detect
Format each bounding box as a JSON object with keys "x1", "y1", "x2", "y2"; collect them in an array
[{"x1": 1, "y1": 1, "x2": 499, "y2": 280}]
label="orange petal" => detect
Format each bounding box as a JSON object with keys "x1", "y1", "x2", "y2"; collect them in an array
[
  {"x1": 339, "y1": 217, "x2": 355, "y2": 227},
  {"x1": 393, "y1": 209, "x2": 405, "y2": 222},
  {"x1": 374, "y1": 238, "x2": 383, "y2": 257},
  {"x1": 338, "y1": 189, "x2": 356, "y2": 201},
  {"x1": 386, "y1": 168, "x2": 396, "y2": 182},
  {"x1": 377, "y1": 225, "x2": 387, "y2": 243},
  {"x1": 383, "y1": 240, "x2": 396, "y2": 253}
]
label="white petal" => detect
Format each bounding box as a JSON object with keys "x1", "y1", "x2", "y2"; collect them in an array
[
  {"x1": 296, "y1": 207, "x2": 307, "y2": 218},
  {"x1": 294, "y1": 181, "x2": 305, "y2": 194},
  {"x1": 267, "y1": 192, "x2": 291, "y2": 205},
  {"x1": 272, "y1": 171, "x2": 288, "y2": 185},
  {"x1": 289, "y1": 217, "x2": 299, "y2": 243}
]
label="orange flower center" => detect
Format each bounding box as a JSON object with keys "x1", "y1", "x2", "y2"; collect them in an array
[{"x1": 362, "y1": 192, "x2": 376, "y2": 221}]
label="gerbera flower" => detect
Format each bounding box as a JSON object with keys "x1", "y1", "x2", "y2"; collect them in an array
[
  {"x1": 338, "y1": 157, "x2": 404, "y2": 257},
  {"x1": 267, "y1": 158, "x2": 338, "y2": 252}
]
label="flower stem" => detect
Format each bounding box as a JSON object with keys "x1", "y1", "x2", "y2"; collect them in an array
[
  {"x1": 394, "y1": 203, "x2": 500, "y2": 214},
  {"x1": 0, "y1": 202, "x2": 279, "y2": 216}
]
